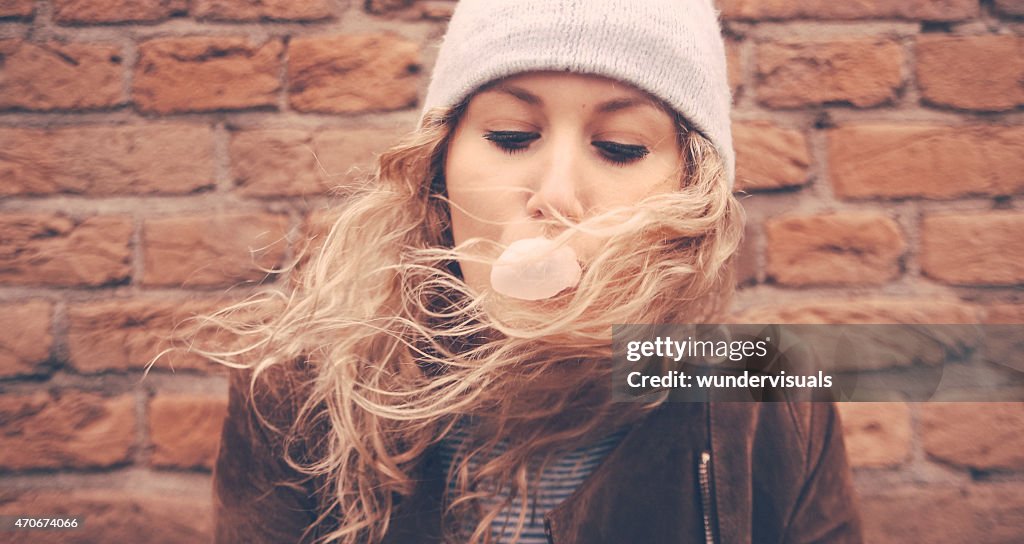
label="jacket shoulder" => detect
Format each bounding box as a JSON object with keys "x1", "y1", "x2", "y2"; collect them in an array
[
  {"x1": 227, "y1": 358, "x2": 316, "y2": 434},
  {"x1": 214, "y1": 358, "x2": 322, "y2": 543},
  {"x1": 779, "y1": 401, "x2": 841, "y2": 472}
]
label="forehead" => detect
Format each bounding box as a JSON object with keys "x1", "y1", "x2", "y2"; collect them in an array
[{"x1": 470, "y1": 71, "x2": 674, "y2": 118}]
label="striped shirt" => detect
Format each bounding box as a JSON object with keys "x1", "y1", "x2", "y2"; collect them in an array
[{"x1": 435, "y1": 421, "x2": 629, "y2": 543}]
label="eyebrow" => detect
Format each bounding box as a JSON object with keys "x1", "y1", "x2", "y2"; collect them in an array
[{"x1": 480, "y1": 83, "x2": 664, "y2": 114}]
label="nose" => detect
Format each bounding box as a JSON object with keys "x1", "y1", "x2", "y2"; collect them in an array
[{"x1": 525, "y1": 138, "x2": 587, "y2": 222}]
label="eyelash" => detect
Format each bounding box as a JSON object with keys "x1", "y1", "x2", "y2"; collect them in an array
[{"x1": 483, "y1": 131, "x2": 650, "y2": 166}]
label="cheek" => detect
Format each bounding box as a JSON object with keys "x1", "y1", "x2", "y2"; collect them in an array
[
  {"x1": 446, "y1": 189, "x2": 503, "y2": 294},
  {"x1": 444, "y1": 139, "x2": 516, "y2": 293},
  {"x1": 591, "y1": 163, "x2": 680, "y2": 210},
  {"x1": 639, "y1": 151, "x2": 684, "y2": 194},
  {"x1": 445, "y1": 136, "x2": 483, "y2": 245},
  {"x1": 445, "y1": 143, "x2": 526, "y2": 246},
  {"x1": 446, "y1": 173, "x2": 508, "y2": 248}
]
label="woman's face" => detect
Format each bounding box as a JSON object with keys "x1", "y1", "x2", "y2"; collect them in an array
[{"x1": 444, "y1": 71, "x2": 684, "y2": 295}]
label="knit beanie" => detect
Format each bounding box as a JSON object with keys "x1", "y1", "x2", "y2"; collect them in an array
[{"x1": 421, "y1": 0, "x2": 735, "y2": 188}]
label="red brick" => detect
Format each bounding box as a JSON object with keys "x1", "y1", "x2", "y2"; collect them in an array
[
  {"x1": 765, "y1": 212, "x2": 905, "y2": 286},
  {"x1": 756, "y1": 38, "x2": 903, "y2": 108},
  {"x1": 367, "y1": 0, "x2": 455, "y2": 19},
  {"x1": 995, "y1": 0, "x2": 1024, "y2": 16},
  {"x1": 366, "y1": 0, "x2": 414, "y2": 13},
  {"x1": 986, "y1": 304, "x2": 1024, "y2": 324},
  {"x1": 148, "y1": 394, "x2": 227, "y2": 469},
  {"x1": 0, "y1": 488, "x2": 212, "y2": 543},
  {"x1": 142, "y1": 213, "x2": 290, "y2": 287},
  {"x1": 726, "y1": 39, "x2": 743, "y2": 99},
  {"x1": 0, "y1": 391, "x2": 136, "y2": 470},
  {"x1": 52, "y1": 0, "x2": 186, "y2": 23},
  {"x1": 67, "y1": 297, "x2": 229, "y2": 374},
  {"x1": 734, "y1": 223, "x2": 757, "y2": 285},
  {"x1": 860, "y1": 488, "x2": 969, "y2": 544},
  {"x1": 983, "y1": 304, "x2": 1024, "y2": 375},
  {"x1": 964, "y1": 484, "x2": 1024, "y2": 543},
  {"x1": 0, "y1": 300, "x2": 52, "y2": 377},
  {"x1": 230, "y1": 127, "x2": 404, "y2": 197},
  {"x1": 733, "y1": 297, "x2": 979, "y2": 324},
  {"x1": 415, "y1": 0, "x2": 456, "y2": 19},
  {"x1": 288, "y1": 34, "x2": 420, "y2": 113},
  {"x1": 0, "y1": 125, "x2": 215, "y2": 196},
  {"x1": 0, "y1": 214, "x2": 132, "y2": 286},
  {"x1": 828, "y1": 124, "x2": 1024, "y2": 200},
  {"x1": 733, "y1": 121, "x2": 810, "y2": 192},
  {"x1": 718, "y1": 0, "x2": 978, "y2": 21},
  {"x1": 193, "y1": 0, "x2": 331, "y2": 21},
  {"x1": 0, "y1": 39, "x2": 124, "y2": 111},
  {"x1": 730, "y1": 299, "x2": 982, "y2": 373},
  {"x1": 0, "y1": 0, "x2": 34, "y2": 17},
  {"x1": 229, "y1": 129, "x2": 322, "y2": 197},
  {"x1": 733, "y1": 302, "x2": 981, "y2": 376},
  {"x1": 860, "y1": 484, "x2": 1024, "y2": 544},
  {"x1": 920, "y1": 212, "x2": 1024, "y2": 286},
  {"x1": 917, "y1": 35, "x2": 1024, "y2": 112},
  {"x1": 920, "y1": 402, "x2": 1024, "y2": 470},
  {"x1": 134, "y1": 37, "x2": 282, "y2": 114},
  {"x1": 837, "y1": 402, "x2": 911, "y2": 467},
  {"x1": 312, "y1": 127, "x2": 406, "y2": 187}
]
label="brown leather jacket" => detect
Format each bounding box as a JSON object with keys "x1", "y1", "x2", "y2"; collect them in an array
[{"x1": 214, "y1": 363, "x2": 863, "y2": 543}]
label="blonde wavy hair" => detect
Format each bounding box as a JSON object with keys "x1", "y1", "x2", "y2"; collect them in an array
[{"x1": 181, "y1": 97, "x2": 744, "y2": 543}]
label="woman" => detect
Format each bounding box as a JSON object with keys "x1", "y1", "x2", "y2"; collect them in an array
[{"x1": 206, "y1": 0, "x2": 863, "y2": 542}]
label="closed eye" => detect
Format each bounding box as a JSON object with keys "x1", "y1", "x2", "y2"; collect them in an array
[
  {"x1": 483, "y1": 131, "x2": 650, "y2": 166},
  {"x1": 483, "y1": 130, "x2": 539, "y2": 154},
  {"x1": 592, "y1": 141, "x2": 650, "y2": 165}
]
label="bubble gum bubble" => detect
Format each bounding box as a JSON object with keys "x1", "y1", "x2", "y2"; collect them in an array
[{"x1": 489, "y1": 237, "x2": 582, "y2": 301}]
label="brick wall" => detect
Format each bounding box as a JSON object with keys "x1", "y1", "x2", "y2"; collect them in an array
[{"x1": 0, "y1": 0, "x2": 1021, "y2": 541}]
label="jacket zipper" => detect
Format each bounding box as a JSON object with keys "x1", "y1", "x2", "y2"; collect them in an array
[{"x1": 698, "y1": 450, "x2": 717, "y2": 544}]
